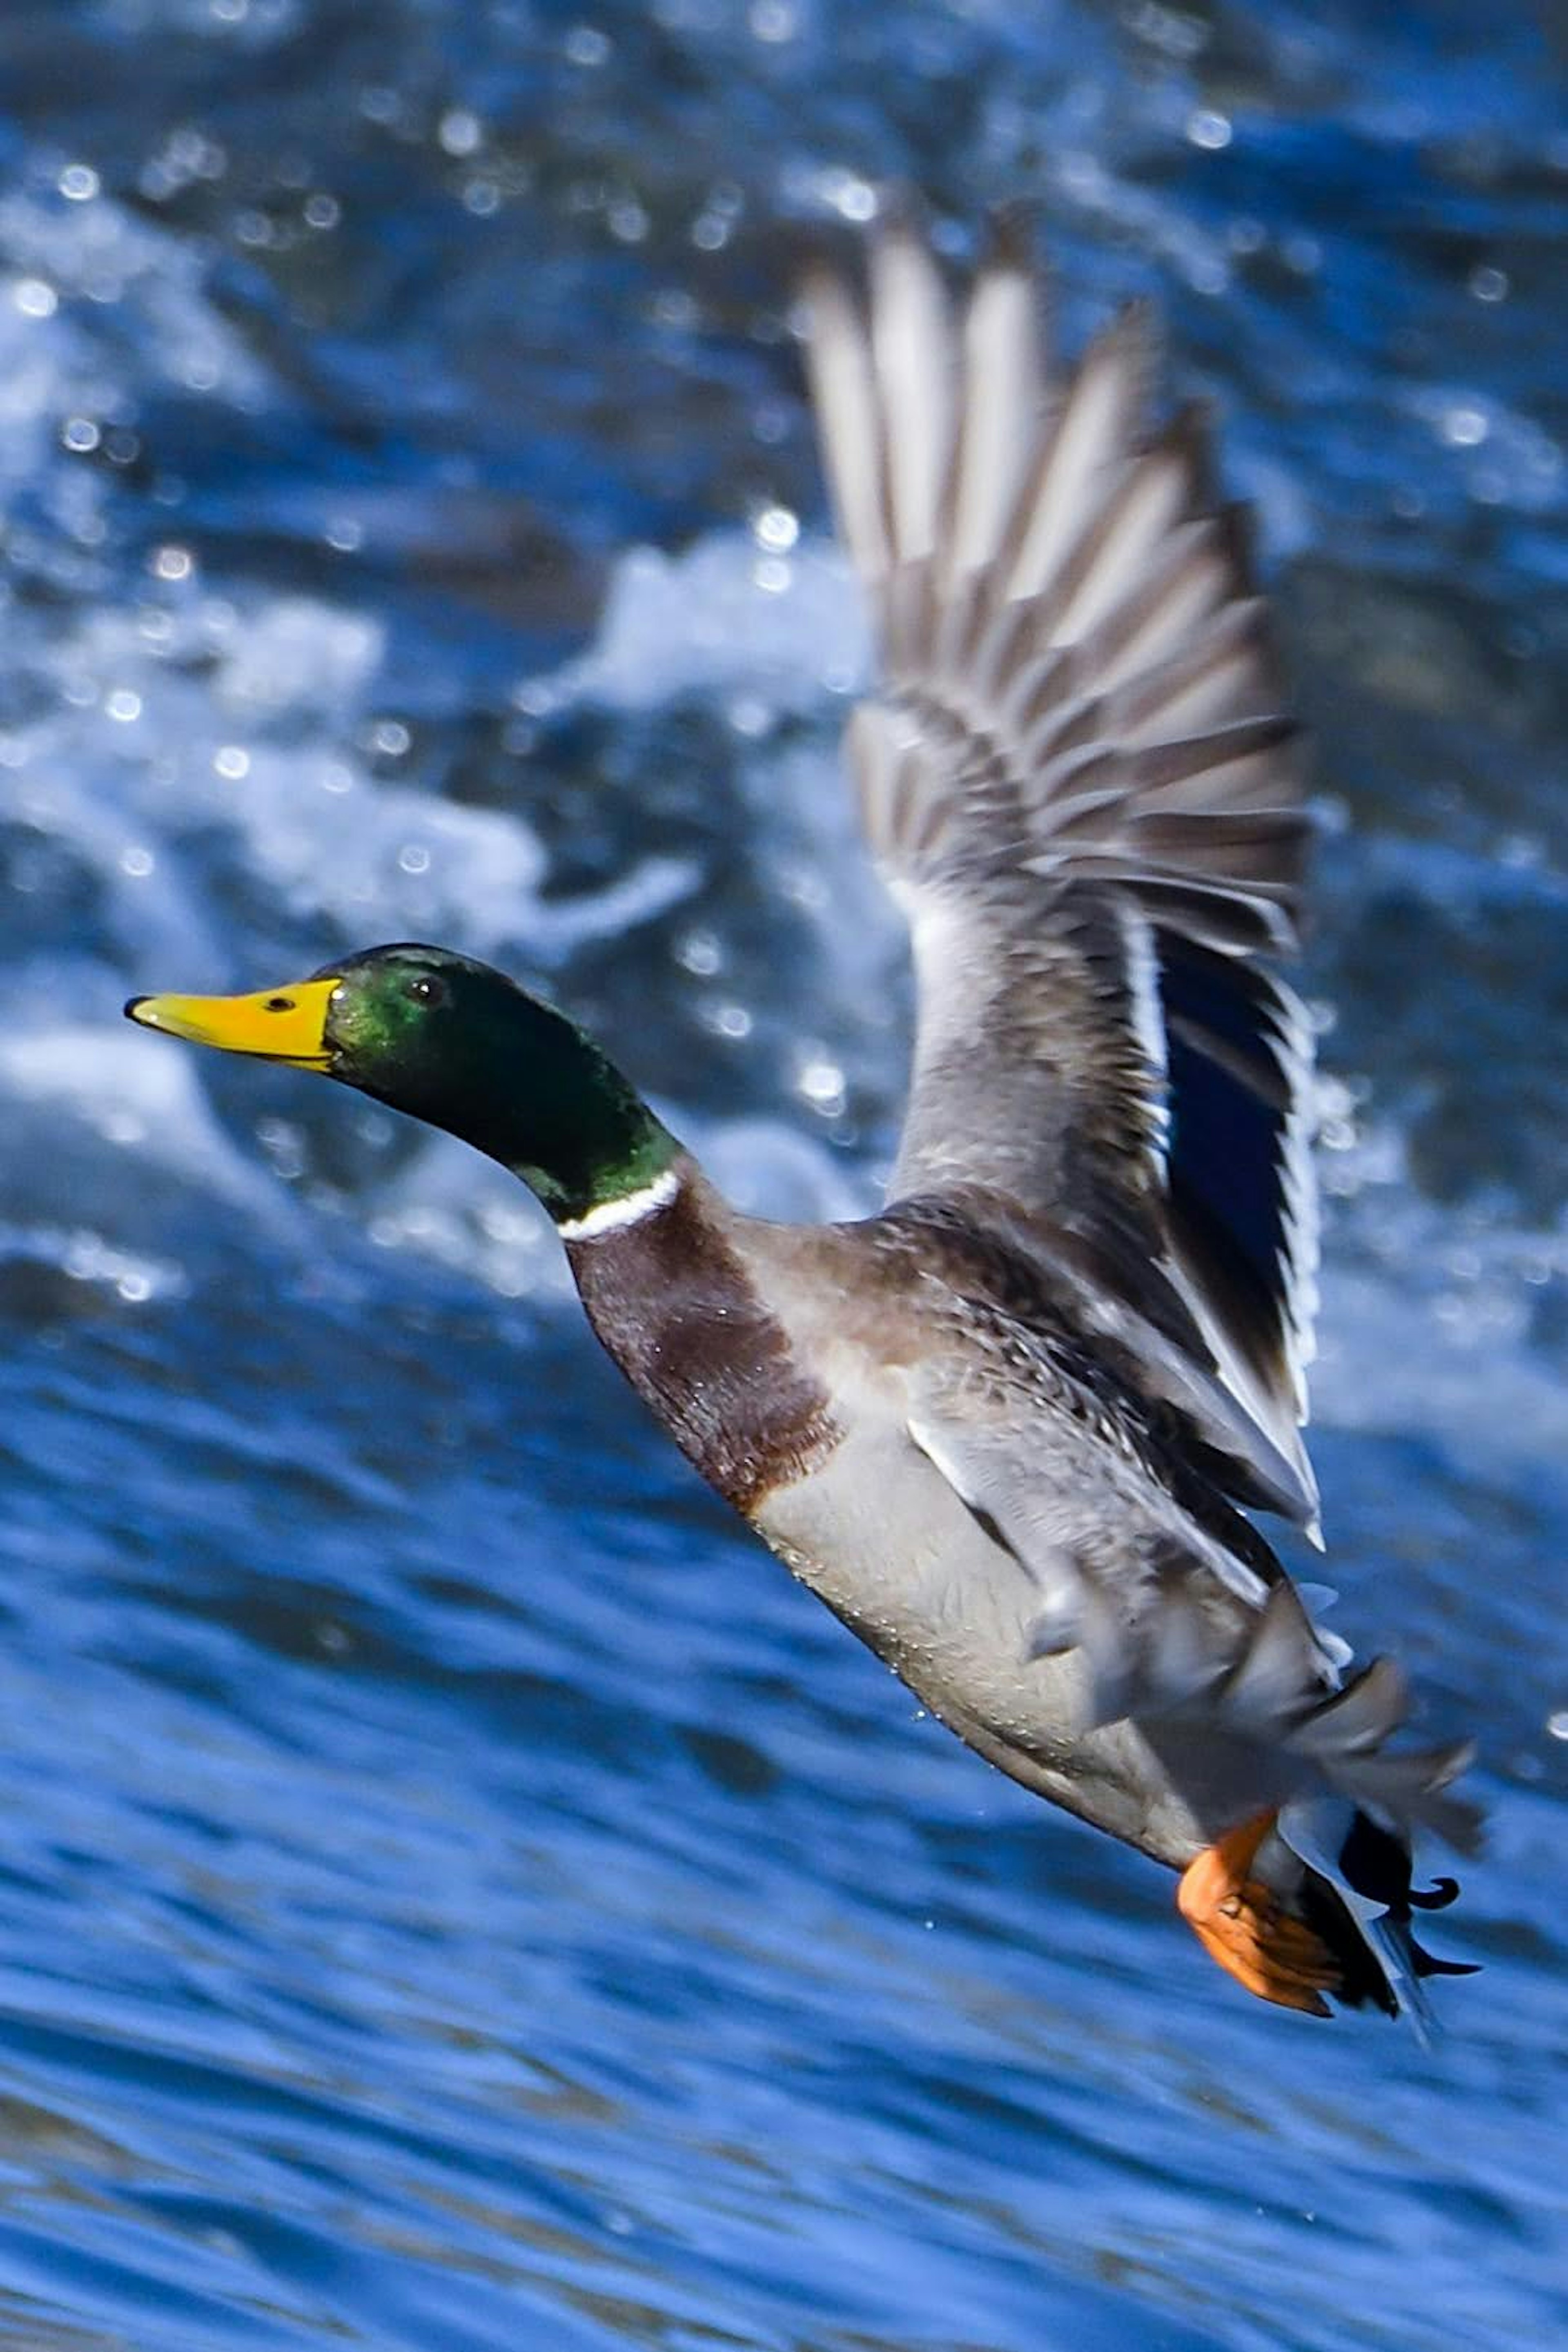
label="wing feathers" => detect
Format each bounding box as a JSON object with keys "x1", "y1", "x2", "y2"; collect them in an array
[
  {"x1": 1002, "y1": 304, "x2": 1156, "y2": 603},
  {"x1": 944, "y1": 221, "x2": 1047, "y2": 577},
  {"x1": 870, "y1": 223, "x2": 954, "y2": 565},
  {"x1": 804, "y1": 207, "x2": 1319, "y2": 1524},
  {"x1": 800, "y1": 264, "x2": 892, "y2": 579}
]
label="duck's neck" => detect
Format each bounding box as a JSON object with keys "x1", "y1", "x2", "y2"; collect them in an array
[
  {"x1": 502, "y1": 1044, "x2": 680, "y2": 1231},
  {"x1": 394, "y1": 991, "x2": 682, "y2": 1230}
]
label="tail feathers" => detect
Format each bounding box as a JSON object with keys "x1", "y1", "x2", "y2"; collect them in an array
[
  {"x1": 1283, "y1": 1655, "x2": 1485, "y2": 1854},
  {"x1": 1277, "y1": 1798, "x2": 1479, "y2": 2031}
]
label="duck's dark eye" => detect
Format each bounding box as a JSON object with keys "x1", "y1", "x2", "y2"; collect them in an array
[
  {"x1": 405, "y1": 973, "x2": 446, "y2": 1007},
  {"x1": 263, "y1": 996, "x2": 295, "y2": 1013}
]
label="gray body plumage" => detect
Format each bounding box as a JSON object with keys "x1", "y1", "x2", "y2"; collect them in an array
[{"x1": 719, "y1": 1190, "x2": 1440, "y2": 1875}]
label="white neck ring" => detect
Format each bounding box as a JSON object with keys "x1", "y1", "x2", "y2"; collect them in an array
[{"x1": 556, "y1": 1165, "x2": 681, "y2": 1243}]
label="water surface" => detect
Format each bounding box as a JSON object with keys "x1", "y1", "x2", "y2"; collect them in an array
[{"x1": 2, "y1": 3, "x2": 1566, "y2": 2347}]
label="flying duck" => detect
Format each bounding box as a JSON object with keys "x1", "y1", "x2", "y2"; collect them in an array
[{"x1": 127, "y1": 207, "x2": 1476, "y2": 2019}]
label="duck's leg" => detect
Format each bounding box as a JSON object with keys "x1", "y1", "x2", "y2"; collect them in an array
[{"x1": 1177, "y1": 1811, "x2": 1341, "y2": 2016}]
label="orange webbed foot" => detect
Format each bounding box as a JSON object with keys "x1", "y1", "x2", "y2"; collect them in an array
[{"x1": 1177, "y1": 1811, "x2": 1342, "y2": 2018}]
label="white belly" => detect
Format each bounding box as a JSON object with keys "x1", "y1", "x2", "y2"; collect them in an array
[{"x1": 752, "y1": 1424, "x2": 1216, "y2": 1862}]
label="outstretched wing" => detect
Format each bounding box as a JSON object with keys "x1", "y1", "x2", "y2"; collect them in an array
[{"x1": 802, "y1": 209, "x2": 1320, "y2": 1530}]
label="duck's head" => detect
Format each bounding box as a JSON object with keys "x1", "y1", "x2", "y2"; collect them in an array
[{"x1": 125, "y1": 943, "x2": 676, "y2": 1222}]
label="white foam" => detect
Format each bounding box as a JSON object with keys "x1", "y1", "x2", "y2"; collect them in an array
[
  {"x1": 7, "y1": 581, "x2": 716, "y2": 972},
  {"x1": 540, "y1": 532, "x2": 869, "y2": 714},
  {"x1": 2, "y1": 1024, "x2": 303, "y2": 1237},
  {"x1": 211, "y1": 597, "x2": 385, "y2": 716},
  {"x1": 0, "y1": 189, "x2": 272, "y2": 412},
  {"x1": 1311, "y1": 1122, "x2": 1568, "y2": 1480}
]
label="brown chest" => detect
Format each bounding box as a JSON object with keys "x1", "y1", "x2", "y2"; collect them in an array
[{"x1": 566, "y1": 1187, "x2": 838, "y2": 1514}]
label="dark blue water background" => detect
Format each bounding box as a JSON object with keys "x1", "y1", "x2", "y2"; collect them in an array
[{"x1": 1, "y1": 2, "x2": 1566, "y2": 2345}]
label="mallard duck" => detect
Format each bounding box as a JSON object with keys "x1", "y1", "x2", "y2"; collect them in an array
[{"x1": 127, "y1": 209, "x2": 1476, "y2": 2020}]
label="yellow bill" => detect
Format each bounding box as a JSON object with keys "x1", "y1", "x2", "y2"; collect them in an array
[{"x1": 125, "y1": 977, "x2": 342, "y2": 1070}]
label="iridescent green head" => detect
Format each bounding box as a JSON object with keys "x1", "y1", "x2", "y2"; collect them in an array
[{"x1": 126, "y1": 943, "x2": 678, "y2": 1223}]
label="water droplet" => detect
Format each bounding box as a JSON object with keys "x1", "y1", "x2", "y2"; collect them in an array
[
  {"x1": 1186, "y1": 109, "x2": 1232, "y2": 151},
  {"x1": 677, "y1": 929, "x2": 722, "y2": 977},
  {"x1": 1548, "y1": 1711, "x2": 1568, "y2": 1741},
  {"x1": 14, "y1": 278, "x2": 58, "y2": 319},
  {"x1": 152, "y1": 544, "x2": 194, "y2": 582},
  {"x1": 823, "y1": 169, "x2": 876, "y2": 224},
  {"x1": 256, "y1": 1118, "x2": 305, "y2": 1179},
  {"x1": 799, "y1": 1059, "x2": 845, "y2": 1114},
  {"x1": 106, "y1": 689, "x2": 143, "y2": 724},
  {"x1": 214, "y1": 744, "x2": 250, "y2": 780},
  {"x1": 398, "y1": 843, "x2": 431, "y2": 875},
  {"x1": 303, "y1": 191, "x2": 340, "y2": 231},
  {"x1": 751, "y1": 0, "x2": 797, "y2": 38},
  {"x1": 565, "y1": 24, "x2": 611, "y2": 66},
  {"x1": 439, "y1": 109, "x2": 483, "y2": 158},
  {"x1": 61, "y1": 417, "x2": 100, "y2": 453},
  {"x1": 608, "y1": 198, "x2": 648, "y2": 244},
  {"x1": 60, "y1": 164, "x2": 100, "y2": 203},
  {"x1": 1442, "y1": 405, "x2": 1489, "y2": 448},
  {"x1": 120, "y1": 844, "x2": 154, "y2": 876},
  {"x1": 753, "y1": 504, "x2": 799, "y2": 554},
  {"x1": 325, "y1": 515, "x2": 363, "y2": 552},
  {"x1": 370, "y1": 718, "x2": 411, "y2": 757},
  {"x1": 752, "y1": 398, "x2": 789, "y2": 447}
]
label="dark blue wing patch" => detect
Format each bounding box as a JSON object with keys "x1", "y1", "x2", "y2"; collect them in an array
[{"x1": 1156, "y1": 931, "x2": 1304, "y2": 1390}]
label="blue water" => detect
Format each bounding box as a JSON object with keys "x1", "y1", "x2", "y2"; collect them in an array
[{"x1": 2, "y1": 3, "x2": 1566, "y2": 2346}]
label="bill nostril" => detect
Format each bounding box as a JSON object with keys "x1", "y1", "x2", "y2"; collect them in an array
[{"x1": 264, "y1": 996, "x2": 295, "y2": 1013}]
